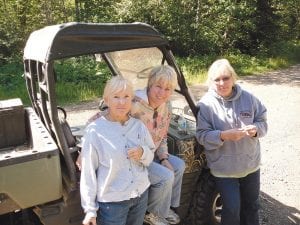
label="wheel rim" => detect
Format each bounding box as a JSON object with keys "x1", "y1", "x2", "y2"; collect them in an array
[{"x1": 212, "y1": 193, "x2": 222, "y2": 223}]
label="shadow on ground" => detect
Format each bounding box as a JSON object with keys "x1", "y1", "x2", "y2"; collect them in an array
[{"x1": 259, "y1": 191, "x2": 300, "y2": 225}]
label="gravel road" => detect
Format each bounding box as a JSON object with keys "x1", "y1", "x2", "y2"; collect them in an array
[
  {"x1": 238, "y1": 64, "x2": 300, "y2": 225},
  {"x1": 66, "y1": 64, "x2": 300, "y2": 225}
]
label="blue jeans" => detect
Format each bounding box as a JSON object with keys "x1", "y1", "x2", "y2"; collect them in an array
[
  {"x1": 97, "y1": 189, "x2": 148, "y2": 225},
  {"x1": 214, "y1": 169, "x2": 260, "y2": 225},
  {"x1": 147, "y1": 154, "x2": 185, "y2": 218}
]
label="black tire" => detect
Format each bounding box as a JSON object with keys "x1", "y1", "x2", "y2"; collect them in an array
[
  {"x1": 0, "y1": 209, "x2": 43, "y2": 225},
  {"x1": 188, "y1": 169, "x2": 222, "y2": 225}
]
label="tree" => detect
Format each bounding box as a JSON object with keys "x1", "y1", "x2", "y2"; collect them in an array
[
  {"x1": 74, "y1": 0, "x2": 121, "y2": 22},
  {"x1": 274, "y1": 0, "x2": 300, "y2": 40},
  {"x1": 0, "y1": 0, "x2": 299, "y2": 61}
]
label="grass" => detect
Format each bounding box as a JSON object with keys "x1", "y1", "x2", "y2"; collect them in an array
[
  {"x1": 177, "y1": 40, "x2": 300, "y2": 84},
  {"x1": 1, "y1": 41, "x2": 299, "y2": 106},
  {"x1": 0, "y1": 59, "x2": 30, "y2": 105},
  {"x1": 0, "y1": 56, "x2": 111, "y2": 106},
  {"x1": 0, "y1": 84, "x2": 29, "y2": 104},
  {"x1": 54, "y1": 56, "x2": 111, "y2": 106},
  {"x1": 56, "y1": 82, "x2": 105, "y2": 106}
]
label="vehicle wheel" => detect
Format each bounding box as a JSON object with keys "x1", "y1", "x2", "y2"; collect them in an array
[
  {"x1": 189, "y1": 169, "x2": 222, "y2": 225},
  {"x1": 0, "y1": 209, "x2": 43, "y2": 225}
]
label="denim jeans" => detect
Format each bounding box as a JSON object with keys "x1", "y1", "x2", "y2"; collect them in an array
[
  {"x1": 97, "y1": 189, "x2": 148, "y2": 225},
  {"x1": 214, "y1": 169, "x2": 260, "y2": 225},
  {"x1": 147, "y1": 154, "x2": 185, "y2": 218}
]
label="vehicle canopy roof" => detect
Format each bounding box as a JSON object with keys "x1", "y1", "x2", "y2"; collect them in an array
[{"x1": 23, "y1": 22, "x2": 168, "y2": 63}]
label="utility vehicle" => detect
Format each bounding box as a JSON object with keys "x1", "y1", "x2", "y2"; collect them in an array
[{"x1": 0, "y1": 22, "x2": 221, "y2": 225}]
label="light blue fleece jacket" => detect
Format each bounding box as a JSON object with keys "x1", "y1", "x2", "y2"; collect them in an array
[
  {"x1": 80, "y1": 116, "x2": 155, "y2": 220},
  {"x1": 196, "y1": 84, "x2": 268, "y2": 177}
]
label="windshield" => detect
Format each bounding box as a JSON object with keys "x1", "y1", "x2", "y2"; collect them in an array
[
  {"x1": 104, "y1": 47, "x2": 194, "y2": 120},
  {"x1": 106, "y1": 47, "x2": 166, "y2": 90}
]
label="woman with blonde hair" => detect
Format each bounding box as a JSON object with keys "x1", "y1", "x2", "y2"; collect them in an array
[
  {"x1": 80, "y1": 65, "x2": 185, "y2": 225},
  {"x1": 132, "y1": 65, "x2": 185, "y2": 225},
  {"x1": 80, "y1": 76, "x2": 155, "y2": 225},
  {"x1": 196, "y1": 59, "x2": 268, "y2": 225}
]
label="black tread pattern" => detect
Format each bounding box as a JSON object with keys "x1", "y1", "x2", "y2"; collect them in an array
[{"x1": 186, "y1": 169, "x2": 220, "y2": 225}]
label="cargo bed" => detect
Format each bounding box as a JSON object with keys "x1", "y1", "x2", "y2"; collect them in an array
[{"x1": 0, "y1": 108, "x2": 61, "y2": 215}]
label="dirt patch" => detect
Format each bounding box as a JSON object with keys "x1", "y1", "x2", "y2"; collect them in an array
[{"x1": 66, "y1": 64, "x2": 300, "y2": 225}]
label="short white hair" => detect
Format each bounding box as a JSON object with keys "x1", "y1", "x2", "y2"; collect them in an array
[{"x1": 103, "y1": 76, "x2": 133, "y2": 99}]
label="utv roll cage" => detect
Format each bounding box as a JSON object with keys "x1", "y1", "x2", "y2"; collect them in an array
[{"x1": 23, "y1": 22, "x2": 197, "y2": 192}]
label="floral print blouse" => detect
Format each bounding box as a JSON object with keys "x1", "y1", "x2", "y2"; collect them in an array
[{"x1": 131, "y1": 89, "x2": 172, "y2": 158}]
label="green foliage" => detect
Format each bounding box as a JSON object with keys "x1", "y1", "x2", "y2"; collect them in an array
[
  {"x1": 0, "y1": 58, "x2": 23, "y2": 86},
  {"x1": 56, "y1": 82, "x2": 104, "y2": 105},
  {"x1": 74, "y1": 0, "x2": 121, "y2": 22},
  {"x1": 0, "y1": 55, "x2": 112, "y2": 106},
  {"x1": 1, "y1": 0, "x2": 300, "y2": 105},
  {"x1": 113, "y1": 0, "x2": 294, "y2": 56},
  {"x1": 54, "y1": 56, "x2": 111, "y2": 104},
  {"x1": 0, "y1": 0, "x2": 76, "y2": 63},
  {"x1": 178, "y1": 41, "x2": 300, "y2": 84},
  {"x1": 1, "y1": 0, "x2": 300, "y2": 60},
  {"x1": 54, "y1": 56, "x2": 111, "y2": 83},
  {"x1": 268, "y1": 40, "x2": 300, "y2": 63},
  {"x1": 274, "y1": 0, "x2": 300, "y2": 40},
  {"x1": 1, "y1": 41, "x2": 299, "y2": 105},
  {"x1": 0, "y1": 85, "x2": 29, "y2": 105},
  {"x1": 176, "y1": 55, "x2": 216, "y2": 84},
  {"x1": 0, "y1": 57, "x2": 28, "y2": 103}
]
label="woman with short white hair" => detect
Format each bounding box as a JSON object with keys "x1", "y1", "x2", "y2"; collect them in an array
[{"x1": 80, "y1": 76, "x2": 155, "y2": 225}]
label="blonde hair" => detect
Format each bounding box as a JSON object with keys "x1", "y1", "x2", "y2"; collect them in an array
[
  {"x1": 103, "y1": 76, "x2": 134, "y2": 99},
  {"x1": 147, "y1": 65, "x2": 177, "y2": 90},
  {"x1": 206, "y1": 59, "x2": 238, "y2": 87}
]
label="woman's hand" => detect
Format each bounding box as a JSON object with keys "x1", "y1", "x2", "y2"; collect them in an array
[
  {"x1": 220, "y1": 128, "x2": 247, "y2": 141},
  {"x1": 82, "y1": 216, "x2": 96, "y2": 225},
  {"x1": 242, "y1": 125, "x2": 257, "y2": 137},
  {"x1": 221, "y1": 125, "x2": 257, "y2": 141},
  {"x1": 161, "y1": 159, "x2": 174, "y2": 171},
  {"x1": 76, "y1": 153, "x2": 82, "y2": 170},
  {"x1": 127, "y1": 146, "x2": 143, "y2": 161}
]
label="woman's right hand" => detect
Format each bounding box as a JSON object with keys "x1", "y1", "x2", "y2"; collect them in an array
[
  {"x1": 220, "y1": 128, "x2": 247, "y2": 141},
  {"x1": 83, "y1": 216, "x2": 97, "y2": 225},
  {"x1": 127, "y1": 146, "x2": 143, "y2": 161},
  {"x1": 76, "y1": 152, "x2": 82, "y2": 170}
]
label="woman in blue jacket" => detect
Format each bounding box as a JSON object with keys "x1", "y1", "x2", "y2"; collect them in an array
[
  {"x1": 80, "y1": 76, "x2": 155, "y2": 225},
  {"x1": 196, "y1": 59, "x2": 268, "y2": 225}
]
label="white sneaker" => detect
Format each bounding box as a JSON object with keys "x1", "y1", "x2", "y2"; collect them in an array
[
  {"x1": 165, "y1": 209, "x2": 180, "y2": 224},
  {"x1": 144, "y1": 212, "x2": 170, "y2": 225}
]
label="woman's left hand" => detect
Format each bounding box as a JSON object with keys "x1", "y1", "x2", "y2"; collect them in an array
[{"x1": 242, "y1": 125, "x2": 257, "y2": 137}]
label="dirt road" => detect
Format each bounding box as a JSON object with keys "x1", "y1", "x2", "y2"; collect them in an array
[
  {"x1": 239, "y1": 65, "x2": 300, "y2": 225},
  {"x1": 67, "y1": 64, "x2": 300, "y2": 225}
]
